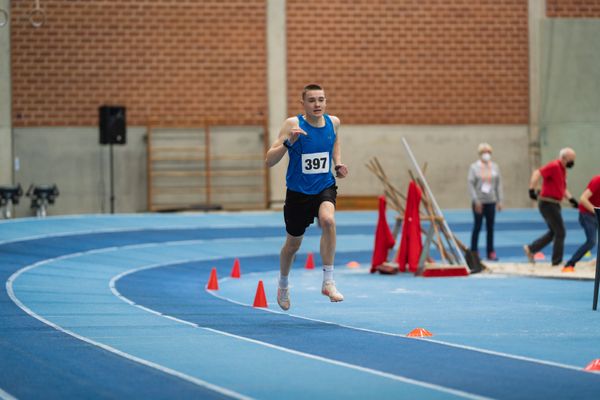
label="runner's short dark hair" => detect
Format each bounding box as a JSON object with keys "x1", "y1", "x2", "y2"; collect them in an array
[{"x1": 302, "y1": 84, "x2": 323, "y2": 100}]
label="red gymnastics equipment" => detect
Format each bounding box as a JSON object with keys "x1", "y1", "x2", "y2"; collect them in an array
[
  {"x1": 401, "y1": 138, "x2": 469, "y2": 277},
  {"x1": 396, "y1": 181, "x2": 423, "y2": 273},
  {"x1": 371, "y1": 196, "x2": 396, "y2": 273}
]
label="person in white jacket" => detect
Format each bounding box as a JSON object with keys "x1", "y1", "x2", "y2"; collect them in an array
[{"x1": 467, "y1": 143, "x2": 503, "y2": 261}]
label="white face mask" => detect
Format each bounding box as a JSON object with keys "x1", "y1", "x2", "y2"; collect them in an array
[{"x1": 481, "y1": 153, "x2": 492, "y2": 162}]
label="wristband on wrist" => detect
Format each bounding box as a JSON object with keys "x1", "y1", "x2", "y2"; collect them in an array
[
  {"x1": 528, "y1": 188, "x2": 538, "y2": 200},
  {"x1": 283, "y1": 139, "x2": 292, "y2": 149}
]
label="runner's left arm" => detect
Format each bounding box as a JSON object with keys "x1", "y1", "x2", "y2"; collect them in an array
[{"x1": 331, "y1": 116, "x2": 347, "y2": 178}]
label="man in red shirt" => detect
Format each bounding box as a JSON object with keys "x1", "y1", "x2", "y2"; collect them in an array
[
  {"x1": 563, "y1": 175, "x2": 600, "y2": 271},
  {"x1": 524, "y1": 148, "x2": 577, "y2": 266}
]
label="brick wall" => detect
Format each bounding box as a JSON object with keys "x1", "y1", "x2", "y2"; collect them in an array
[
  {"x1": 286, "y1": 0, "x2": 529, "y2": 124},
  {"x1": 11, "y1": 1, "x2": 532, "y2": 127},
  {"x1": 10, "y1": 0, "x2": 267, "y2": 126},
  {"x1": 547, "y1": 0, "x2": 600, "y2": 17}
]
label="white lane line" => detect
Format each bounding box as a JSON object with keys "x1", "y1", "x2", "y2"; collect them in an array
[
  {"x1": 111, "y1": 265, "x2": 489, "y2": 400},
  {"x1": 0, "y1": 212, "x2": 375, "y2": 247},
  {"x1": 7, "y1": 235, "x2": 585, "y2": 375},
  {"x1": 5, "y1": 243, "x2": 253, "y2": 400},
  {"x1": 0, "y1": 222, "x2": 283, "y2": 246},
  {"x1": 9, "y1": 233, "x2": 582, "y2": 400},
  {"x1": 0, "y1": 387, "x2": 18, "y2": 400},
  {"x1": 6, "y1": 283, "x2": 251, "y2": 400},
  {"x1": 211, "y1": 272, "x2": 588, "y2": 373}
]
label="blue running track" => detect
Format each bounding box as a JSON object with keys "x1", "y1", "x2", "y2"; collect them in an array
[{"x1": 1, "y1": 210, "x2": 599, "y2": 399}]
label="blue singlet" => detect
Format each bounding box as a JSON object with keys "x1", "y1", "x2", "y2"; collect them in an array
[{"x1": 285, "y1": 114, "x2": 336, "y2": 195}]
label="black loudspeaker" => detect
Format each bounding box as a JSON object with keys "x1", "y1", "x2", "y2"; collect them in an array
[{"x1": 99, "y1": 106, "x2": 127, "y2": 145}]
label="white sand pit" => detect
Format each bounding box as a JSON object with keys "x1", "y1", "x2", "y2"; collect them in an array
[{"x1": 482, "y1": 259, "x2": 597, "y2": 280}]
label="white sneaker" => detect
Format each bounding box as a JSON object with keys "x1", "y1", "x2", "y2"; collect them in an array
[
  {"x1": 277, "y1": 287, "x2": 290, "y2": 310},
  {"x1": 523, "y1": 245, "x2": 535, "y2": 264},
  {"x1": 321, "y1": 280, "x2": 344, "y2": 302}
]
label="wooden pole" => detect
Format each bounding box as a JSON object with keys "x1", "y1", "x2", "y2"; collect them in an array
[
  {"x1": 411, "y1": 171, "x2": 449, "y2": 262},
  {"x1": 401, "y1": 138, "x2": 467, "y2": 267}
]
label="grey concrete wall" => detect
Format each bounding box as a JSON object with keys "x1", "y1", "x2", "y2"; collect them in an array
[
  {"x1": 0, "y1": 0, "x2": 11, "y2": 185},
  {"x1": 12, "y1": 125, "x2": 270, "y2": 217},
  {"x1": 12, "y1": 127, "x2": 147, "y2": 217},
  {"x1": 527, "y1": 0, "x2": 545, "y2": 172},
  {"x1": 11, "y1": 125, "x2": 531, "y2": 217},
  {"x1": 539, "y1": 19, "x2": 600, "y2": 198},
  {"x1": 335, "y1": 125, "x2": 531, "y2": 209},
  {"x1": 3, "y1": 128, "x2": 558, "y2": 213}
]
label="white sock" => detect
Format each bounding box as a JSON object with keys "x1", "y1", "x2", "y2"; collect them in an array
[
  {"x1": 323, "y1": 265, "x2": 334, "y2": 282},
  {"x1": 279, "y1": 274, "x2": 289, "y2": 289}
]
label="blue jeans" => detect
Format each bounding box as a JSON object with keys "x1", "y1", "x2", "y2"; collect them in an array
[
  {"x1": 566, "y1": 212, "x2": 598, "y2": 267},
  {"x1": 471, "y1": 202, "x2": 496, "y2": 254}
]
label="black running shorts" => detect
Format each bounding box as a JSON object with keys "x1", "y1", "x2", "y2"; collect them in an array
[{"x1": 284, "y1": 184, "x2": 337, "y2": 237}]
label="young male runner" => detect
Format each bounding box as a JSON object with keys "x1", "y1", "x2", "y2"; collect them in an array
[{"x1": 265, "y1": 84, "x2": 348, "y2": 311}]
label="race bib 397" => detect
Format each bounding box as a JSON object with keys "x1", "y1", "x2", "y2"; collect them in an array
[{"x1": 301, "y1": 152, "x2": 329, "y2": 174}]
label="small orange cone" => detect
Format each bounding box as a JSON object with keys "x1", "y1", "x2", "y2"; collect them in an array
[
  {"x1": 304, "y1": 252, "x2": 315, "y2": 269},
  {"x1": 407, "y1": 328, "x2": 433, "y2": 337},
  {"x1": 534, "y1": 252, "x2": 545, "y2": 261},
  {"x1": 346, "y1": 261, "x2": 360, "y2": 268},
  {"x1": 231, "y1": 258, "x2": 241, "y2": 278},
  {"x1": 253, "y1": 280, "x2": 268, "y2": 308},
  {"x1": 584, "y1": 359, "x2": 600, "y2": 372},
  {"x1": 207, "y1": 267, "x2": 219, "y2": 290}
]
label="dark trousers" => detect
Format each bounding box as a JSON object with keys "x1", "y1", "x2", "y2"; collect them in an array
[
  {"x1": 566, "y1": 212, "x2": 598, "y2": 267},
  {"x1": 529, "y1": 200, "x2": 565, "y2": 265},
  {"x1": 471, "y1": 202, "x2": 496, "y2": 254}
]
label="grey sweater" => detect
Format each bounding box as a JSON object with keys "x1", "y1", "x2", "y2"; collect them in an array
[{"x1": 467, "y1": 160, "x2": 503, "y2": 204}]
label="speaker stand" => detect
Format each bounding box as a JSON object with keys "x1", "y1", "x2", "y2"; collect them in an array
[{"x1": 109, "y1": 143, "x2": 115, "y2": 214}]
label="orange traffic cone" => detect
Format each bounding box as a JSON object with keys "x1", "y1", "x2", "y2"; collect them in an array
[
  {"x1": 253, "y1": 280, "x2": 268, "y2": 308},
  {"x1": 407, "y1": 328, "x2": 433, "y2": 337},
  {"x1": 304, "y1": 252, "x2": 315, "y2": 269},
  {"x1": 231, "y1": 258, "x2": 241, "y2": 278},
  {"x1": 207, "y1": 267, "x2": 219, "y2": 290},
  {"x1": 584, "y1": 359, "x2": 600, "y2": 372}
]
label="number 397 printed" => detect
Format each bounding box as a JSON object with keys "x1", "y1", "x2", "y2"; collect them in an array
[{"x1": 301, "y1": 152, "x2": 330, "y2": 174}]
